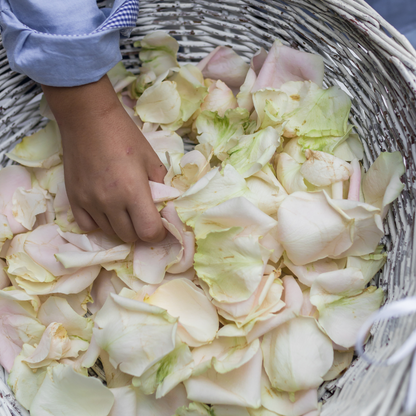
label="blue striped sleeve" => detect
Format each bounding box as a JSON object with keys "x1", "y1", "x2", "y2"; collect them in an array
[{"x1": 0, "y1": 0, "x2": 139, "y2": 87}]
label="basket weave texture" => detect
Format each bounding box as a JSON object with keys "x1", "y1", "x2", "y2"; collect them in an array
[{"x1": 0, "y1": 1, "x2": 415, "y2": 415}]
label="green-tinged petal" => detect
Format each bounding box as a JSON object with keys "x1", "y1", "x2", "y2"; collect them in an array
[
  {"x1": 1, "y1": 286, "x2": 40, "y2": 311},
  {"x1": 137, "y1": 31, "x2": 179, "y2": 77},
  {"x1": 333, "y1": 133, "x2": 364, "y2": 162},
  {"x1": 107, "y1": 62, "x2": 136, "y2": 93},
  {"x1": 135, "y1": 81, "x2": 181, "y2": 124},
  {"x1": 285, "y1": 84, "x2": 351, "y2": 138},
  {"x1": 133, "y1": 340, "x2": 194, "y2": 398},
  {"x1": 174, "y1": 165, "x2": 253, "y2": 228},
  {"x1": 169, "y1": 65, "x2": 208, "y2": 124},
  {"x1": 6, "y1": 122, "x2": 62, "y2": 168},
  {"x1": 262, "y1": 317, "x2": 333, "y2": 392},
  {"x1": 191, "y1": 337, "x2": 260, "y2": 376},
  {"x1": 298, "y1": 125, "x2": 353, "y2": 155},
  {"x1": 194, "y1": 227, "x2": 271, "y2": 303},
  {"x1": 29, "y1": 364, "x2": 114, "y2": 416},
  {"x1": 362, "y1": 151, "x2": 405, "y2": 218},
  {"x1": 225, "y1": 126, "x2": 281, "y2": 178},
  {"x1": 175, "y1": 403, "x2": 213, "y2": 416},
  {"x1": 317, "y1": 286, "x2": 384, "y2": 348},
  {"x1": 94, "y1": 293, "x2": 177, "y2": 377},
  {"x1": 8, "y1": 344, "x2": 49, "y2": 410},
  {"x1": 195, "y1": 108, "x2": 250, "y2": 161}
]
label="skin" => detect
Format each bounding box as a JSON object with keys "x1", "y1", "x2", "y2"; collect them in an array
[{"x1": 42, "y1": 75, "x2": 167, "y2": 243}]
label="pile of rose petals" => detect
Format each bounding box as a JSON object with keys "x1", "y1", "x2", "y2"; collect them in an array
[{"x1": 0, "y1": 32, "x2": 405, "y2": 416}]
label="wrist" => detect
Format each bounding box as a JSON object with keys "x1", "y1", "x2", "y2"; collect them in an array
[{"x1": 41, "y1": 75, "x2": 121, "y2": 130}]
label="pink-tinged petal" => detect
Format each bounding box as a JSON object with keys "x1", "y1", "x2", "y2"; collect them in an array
[
  {"x1": 201, "y1": 79, "x2": 238, "y2": 116},
  {"x1": 133, "y1": 221, "x2": 182, "y2": 285},
  {"x1": 12, "y1": 186, "x2": 48, "y2": 231},
  {"x1": 56, "y1": 242, "x2": 131, "y2": 269},
  {"x1": 184, "y1": 348, "x2": 262, "y2": 408},
  {"x1": 300, "y1": 290, "x2": 317, "y2": 318},
  {"x1": 237, "y1": 48, "x2": 268, "y2": 111},
  {"x1": 33, "y1": 193, "x2": 55, "y2": 228},
  {"x1": 252, "y1": 41, "x2": 324, "y2": 92},
  {"x1": 94, "y1": 293, "x2": 177, "y2": 378},
  {"x1": 0, "y1": 166, "x2": 32, "y2": 234},
  {"x1": 197, "y1": 46, "x2": 249, "y2": 88},
  {"x1": 348, "y1": 159, "x2": 362, "y2": 201},
  {"x1": 24, "y1": 224, "x2": 80, "y2": 277},
  {"x1": 54, "y1": 183, "x2": 83, "y2": 233},
  {"x1": 57, "y1": 229, "x2": 95, "y2": 251},
  {"x1": 0, "y1": 258, "x2": 10, "y2": 289},
  {"x1": 22, "y1": 322, "x2": 72, "y2": 368},
  {"x1": 148, "y1": 278, "x2": 219, "y2": 347},
  {"x1": 161, "y1": 202, "x2": 195, "y2": 274},
  {"x1": 193, "y1": 197, "x2": 277, "y2": 240},
  {"x1": 41, "y1": 289, "x2": 91, "y2": 316},
  {"x1": 283, "y1": 254, "x2": 340, "y2": 287},
  {"x1": 88, "y1": 269, "x2": 127, "y2": 314},
  {"x1": 149, "y1": 181, "x2": 181, "y2": 203},
  {"x1": 82, "y1": 330, "x2": 101, "y2": 369},
  {"x1": 260, "y1": 226, "x2": 284, "y2": 263},
  {"x1": 109, "y1": 384, "x2": 189, "y2": 416},
  {"x1": 247, "y1": 276, "x2": 303, "y2": 342},
  {"x1": 262, "y1": 317, "x2": 333, "y2": 392},
  {"x1": 0, "y1": 294, "x2": 45, "y2": 371}
]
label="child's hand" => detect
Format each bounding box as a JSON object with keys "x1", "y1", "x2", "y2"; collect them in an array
[{"x1": 42, "y1": 75, "x2": 167, "y2": 243}]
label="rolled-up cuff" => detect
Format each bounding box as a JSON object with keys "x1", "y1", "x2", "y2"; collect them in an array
[{"x1": 0, "y1": 0, "x2": 139, "y2": 87}]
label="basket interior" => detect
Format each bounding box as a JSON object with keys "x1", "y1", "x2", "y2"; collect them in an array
[{"x1": 0, "y1": 1, "x2": 415, "y2": 415}]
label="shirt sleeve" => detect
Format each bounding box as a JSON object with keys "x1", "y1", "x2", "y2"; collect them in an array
[{"x1": 0, "y1": 0, "x2": 139, "y2": 87}]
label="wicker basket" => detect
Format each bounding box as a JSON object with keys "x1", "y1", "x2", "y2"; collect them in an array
[{"x1": 0, "y1": 1, "x2": 415, "y2": 415}]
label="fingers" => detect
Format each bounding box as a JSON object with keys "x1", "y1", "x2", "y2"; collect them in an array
[
  {"x1": 72, "y1": 207, "x2": 98, "y2": 232},
  {"x1": 86, "y1": 209, "x2": 116, "y2": 237},
  {"x1": 128, "y1": 183, "x2": 167, "y2": 243},
  {"x1": 105, "y1": 210, "x2": 139, "y2": 243}
]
